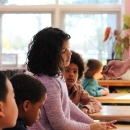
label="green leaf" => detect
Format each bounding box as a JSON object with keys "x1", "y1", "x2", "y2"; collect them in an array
[
  {"x1": 123, "y1": 14, "x2": 130, "y2": 28},
  {"x1": 114, "y1": 44, "x2": 123, "y2": 59},
  {"x1": 114, "y1": 44, "x2": 122, "y2": 52},
  {"x1": 117, "y1": 52, "x2": 123, "y2": 59},
  {"x1": 123, "y1": 23, "x2": 129, "y2": 30},
  {"x1": 123, "y1": 37, "x2": 129, "y2": 50}
]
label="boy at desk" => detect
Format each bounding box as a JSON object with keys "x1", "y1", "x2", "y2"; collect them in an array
[
  {"x1": 4, "y1": 74, "x2": 47, "y2": 130},
  {"x1": 63, "y1": 50, "x2": 102, "y2": 114}
]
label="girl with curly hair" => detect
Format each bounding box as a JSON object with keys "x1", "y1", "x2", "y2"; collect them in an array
[{"x1": 27, "y1": 27, "x2": 116, "y2": 130}]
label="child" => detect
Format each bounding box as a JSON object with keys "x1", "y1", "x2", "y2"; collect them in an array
[
  {"x1": 27, "y1": 27, "x2": 116, "y2": 130},
  {"x1": 0, "y1": 72, "x2": 18, "y2": 130},
  {"x1": 4, "y1": 74, "x2": 47, "y2": 130},
  {"x1": 63, "y1": 50, "x2": 102, "y2": 114},
  {"x1": 81, "y1": 59, "x2": 109, "y2": 97}
]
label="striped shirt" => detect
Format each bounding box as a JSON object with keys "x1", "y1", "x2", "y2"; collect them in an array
[{"x1": 28, "y1": 75, "x2": 94, "y2": 130}]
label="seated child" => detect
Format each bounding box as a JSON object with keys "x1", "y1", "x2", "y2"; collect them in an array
[
  {"x1": 0, "y1": 72, "x2": 18, "y2": 130},
  {"x1": 81, "y1": 59, "x2": 109, "y2": 97},
  {"x1": 4, "y1": 74, "x2": 47, "y2": 130},
  {"x1": 63, "y1": 51, "x2": 102, "y2": 114}
]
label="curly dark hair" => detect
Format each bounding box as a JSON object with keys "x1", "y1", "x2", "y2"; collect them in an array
[
  {"x1": 70, "y1": 51, "x2": 85, "y2": 80},
  {"x1": 10, "y1": 74, "x2": 47, "y2": 106},
  {"x1": 84, "y1": 59, "x2": 102, "y2": 78},
  {"x1": 27, "y1": 27, "x2": 71, "y2": 77},
  {"x1": 0, "y1": 72, "x2": 8, "y2": 102}
]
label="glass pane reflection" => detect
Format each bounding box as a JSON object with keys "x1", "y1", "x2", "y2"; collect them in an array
[
  {"x1": 2, "y1": 13, "x2": 52, "y2": 64},
  {"x1": 0, "y1": 0, "x2": 55, "y2": 5},
  {"x1": 60, "y1": 0, "x2": 121, "y2": 5},
  {"x1": 64, "y1": 13, "x2": 117, "y2": 64}
]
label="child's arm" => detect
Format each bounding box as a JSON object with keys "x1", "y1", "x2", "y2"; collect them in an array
[
  {"x1": 83, "y1": 82, "x2": 102, "y2": 97},
  {"x1": 78, "y1": 84, "x2": 102, "y2": 114}
]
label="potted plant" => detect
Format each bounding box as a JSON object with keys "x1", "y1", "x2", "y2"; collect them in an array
[{"x1": 103, "y1": 14, "x2": 130, "y2": 60}]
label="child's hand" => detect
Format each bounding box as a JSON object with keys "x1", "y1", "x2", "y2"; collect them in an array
[
  {"x1": 104, "y1": 88, "x2": 109, "y2": 95},
  {"x1": 100, "y1": 88, "x2": 109, "y2": 96},
  {"x1": 81, "y1": 107, "x2": 89, "y2": 114}
]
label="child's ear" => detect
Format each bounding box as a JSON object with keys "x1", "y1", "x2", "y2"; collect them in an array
[
  {"x1": 0, "y1": 102, "x2": 5, "y2": 117},
  {"x1": 22, "y1": 100, "x2": 31, "y2": 112}
]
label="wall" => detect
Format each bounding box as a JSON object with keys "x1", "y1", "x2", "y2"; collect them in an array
[
  {"x1": 125, "y1": 0, "x2": 130, "y2": 13},
  {"x1": 123, "y1": 0, "x2": 130, "y2": 60}
]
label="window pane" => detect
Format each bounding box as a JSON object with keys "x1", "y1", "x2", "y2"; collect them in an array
[
  {"x1": 2, "y1": 13, "x2": 52, "y2": 64},
  {"x1": 0, "y1": 0, "x2": 55, "y2": 5},
  {"x1": 1, "y1": 54, "x2": 18, "y2": 67},
  {"x1": 64, "y1": 13, "x2": 117, "y2": 64},
  {"x1": 60, "y1": 0, "x2": 121, "y2": 4}
]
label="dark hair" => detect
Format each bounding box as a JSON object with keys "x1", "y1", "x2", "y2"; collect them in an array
[
  {"x1": 84, "y1": 59, "x2": 102, "y2": 78},
  {"x1": 70, "y1": 50, "x2": 85, "y2": 80},
  {"x1": 0, "y1": 72, "x2": 8, "y2": 102},
  {"x1": 27, "y1": 27, "x2": 71, "y2": 77},
  {"x1": 10, "y1": 74, "x2": 47, "y2": 106}
]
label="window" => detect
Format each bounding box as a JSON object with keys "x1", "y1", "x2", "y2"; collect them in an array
[
  {"x1": 2, "y1": 13, "x2": 52, "y2": 64},
  {"x1": 0, "y1": 0, "x2": 123, "y2": 67},
  {"x1": 60, "y1": 0, "x2": 121, "y2": 4},
  {"x1": 0, "y1": 0, "x2": 55, "y2": 5},
  {"x1": 0, "y1": 54, "x2": 18, "y2": 67},
  {"x1": 63, "y1": 13, "x2": 118, "y2": 64}
]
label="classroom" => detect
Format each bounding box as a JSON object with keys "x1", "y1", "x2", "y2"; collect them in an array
[{"x1": 0, "y1": 0, "x2": 130, "y2": 130}]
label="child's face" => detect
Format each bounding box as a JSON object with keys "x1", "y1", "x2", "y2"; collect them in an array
[
  {"x1": 64, "y1": 63, "x2": 78, "y2": 90},
  {"x1": 94, "y1": 66, "x2": 103, "y2": 79},
  {"x1": 1, "y1": 79, "x2": 18, "y2": 129},
  {"x1": 61, "y1": 40, "x2": 72, "y2": 67},
  {"x1": 24, "y1": 93, "x2": 47, "y2": 126}
]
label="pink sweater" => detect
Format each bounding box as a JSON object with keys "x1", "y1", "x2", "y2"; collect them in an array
[{"x1": 28, "y1": 75, "x2": 94, "y2": 130}]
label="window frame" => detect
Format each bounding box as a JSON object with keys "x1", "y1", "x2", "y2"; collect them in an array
[{"x1": 0, "y1": 0, "x2": 124, "y2": 67}]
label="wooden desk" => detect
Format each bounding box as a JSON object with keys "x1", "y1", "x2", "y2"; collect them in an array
[
  {"x1": 95, "y1": 93, "x2": 130, "y2": 104},
  {"x1": 89, "y1": 106, "x2": 130, "y2": 121},
  {"x1": 108, "y1": 124, "x2": 130, "y2": 130},
  {"x1": 98, "y1": 80, "x2": 130, "y2": 88}
]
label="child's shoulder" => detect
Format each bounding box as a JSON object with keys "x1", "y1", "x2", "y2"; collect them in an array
[
  {"x1": 82, "y1": 77, "x2": 95, "y2": 82},
  {"x1": 81, "y1": 78, "x2": 97, "y2": 88}
]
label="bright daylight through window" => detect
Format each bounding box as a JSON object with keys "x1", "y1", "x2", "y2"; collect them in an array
[{"x1": 0, "y1": 0, "x2": 122, "y2": 67}]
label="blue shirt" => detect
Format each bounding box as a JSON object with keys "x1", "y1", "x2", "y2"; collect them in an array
[{"x1": 81, "y1": 78, "x2": 105, "y2": 97}]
